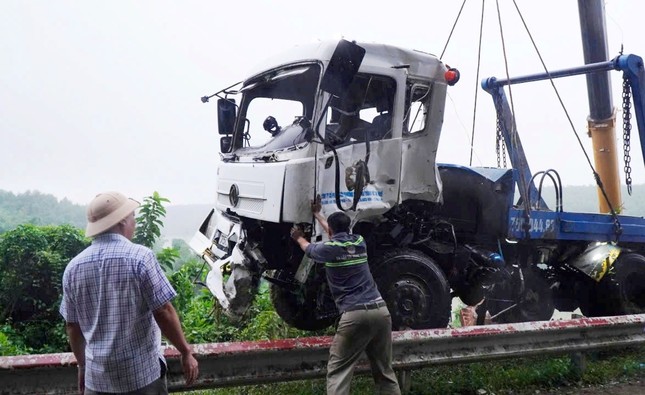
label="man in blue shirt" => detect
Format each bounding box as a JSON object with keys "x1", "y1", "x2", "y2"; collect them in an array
[
  {"x1": 291, "y1": 197, "x2": 400, "y2": 395},
  {"x1": 60, "y1": 191, "x2": 198, "y2": 394}
]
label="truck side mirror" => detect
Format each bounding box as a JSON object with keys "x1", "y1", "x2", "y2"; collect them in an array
[
  {"x1": 220, "y1": 136, "x2": 232, "y2": 153},
  {"x1": 217, "y1": 98, "x2": 236, "y2": 135},
  {"x1": 307, "y1": 128, "x2": 316, "y2": 141},
  {"x1": 320, "y1": 40, "x2": 366, "y2": 97}
]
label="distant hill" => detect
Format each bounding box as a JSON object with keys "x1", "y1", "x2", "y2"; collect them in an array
[
  {"x1": 0, "y1": 189, "x2": 212, "y2": 241},
  {"x1": 162, "y1": 204, "x2": 213, "y2": 242},
  {"x1": 539, "y1": 184, "x2": 645, "y2": 216},
  {"x1": 0, "y1": 190, "x2": 86, "y2": 233}
]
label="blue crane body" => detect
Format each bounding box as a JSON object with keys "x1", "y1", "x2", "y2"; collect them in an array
[
  {"x1": 480, "y1": 55, "x2": 645, "y2": 244},
  {"x1": 482, "y1": 55, "x2": 645, "y2": 243}
]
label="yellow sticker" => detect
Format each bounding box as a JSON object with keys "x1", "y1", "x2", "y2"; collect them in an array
[{"x1": 595, "y1": 248, "x2": 621, "y2": 281}]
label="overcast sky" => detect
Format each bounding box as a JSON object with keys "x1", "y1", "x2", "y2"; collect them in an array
[{"x1": 2, "y1": 0, "x2": 645, "y2": 206}]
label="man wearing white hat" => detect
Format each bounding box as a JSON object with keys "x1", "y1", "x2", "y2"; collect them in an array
[{"x1": 60, "y1": 191, "x2": 198, "y2": 394}]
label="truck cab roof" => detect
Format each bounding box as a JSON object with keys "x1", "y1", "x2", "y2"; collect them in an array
[{"x1": 244, "y1": 40, "x2": 447, "y2": 84}]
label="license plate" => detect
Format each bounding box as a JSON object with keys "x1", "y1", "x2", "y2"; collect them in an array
[{"x1": 217, "y1": 233, "x2": 229, "y2": 248}]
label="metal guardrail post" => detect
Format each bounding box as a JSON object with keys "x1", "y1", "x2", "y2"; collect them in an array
[
  {"x1": 396, "y1": 369, "x2": 412, "y2": 393},
  {"x1": 569, "y1": 313, "x2": 587, "y2": 377}
]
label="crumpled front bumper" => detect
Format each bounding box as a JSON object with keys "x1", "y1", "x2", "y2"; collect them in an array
[{"x1": 188, "y1": 209, "x2": 262, "y2": 319}]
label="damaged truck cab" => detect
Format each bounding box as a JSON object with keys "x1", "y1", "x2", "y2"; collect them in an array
[{"x1": 191, "y1": 40, "x2": 453, "y2": 329}]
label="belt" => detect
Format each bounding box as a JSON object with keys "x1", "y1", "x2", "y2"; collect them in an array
[{"x1": 344, "y1": 300, "x2": 387, "y2": 313}]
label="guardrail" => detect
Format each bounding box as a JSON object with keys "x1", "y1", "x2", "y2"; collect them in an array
[{"x1": 1, "y1": 314, "x2": 644, "y2": 394}]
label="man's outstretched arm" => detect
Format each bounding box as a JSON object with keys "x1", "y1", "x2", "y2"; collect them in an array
[
  {"x1": 65, "y1": 322, "x2": 86, "y2": 395},
  {"x1": 153, "y1": 302, "x2": 199, "y2": 385},
  {"x1": 311, "y1": 195, "x2": 330, "y2": 235},
  {"x1": 291, "y1": 226, "x2": 310, "y2": 252}
]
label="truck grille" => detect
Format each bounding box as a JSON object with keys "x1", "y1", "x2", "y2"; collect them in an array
[{"x1": 218, "y1": 193, "x2": 264, "y2": 214}]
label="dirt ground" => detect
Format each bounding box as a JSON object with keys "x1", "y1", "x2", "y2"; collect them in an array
[
  {"x1": 480, "y1": 376, "x2": 645, "y2": 394},
  {"x1": 540, "y1": 377, "x2": 644, "y2": 394}
]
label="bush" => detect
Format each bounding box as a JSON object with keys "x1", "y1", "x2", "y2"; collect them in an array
[
  {"x1": 0, "y1": 324, "x2": 30, "y2": 356},
  {"x1": 0, "y1": 224, "x2": 89, "y2": 352},
  {"x1": 169, "y1": 258, "x2": 238, "y2": 343},
  {"x1": 169, "y1": 259, "x2": 327, "y2": 344}
]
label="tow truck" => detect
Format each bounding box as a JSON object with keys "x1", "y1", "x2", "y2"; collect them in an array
[{"x1": 189, "y1": 38, "x2": 645, "y2": 330}]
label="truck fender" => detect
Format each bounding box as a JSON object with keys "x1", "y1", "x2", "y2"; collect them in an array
[{"x1": 569, "y1": 242, "x2": 621, "y2": 282}]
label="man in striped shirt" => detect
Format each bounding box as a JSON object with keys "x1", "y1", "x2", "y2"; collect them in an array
[
  {"x1": 60, "y1": 191, "x2": 198, "y2": 394},
  {"x1": 290, "y1": 197, "x2": 400, "y2": 395}
]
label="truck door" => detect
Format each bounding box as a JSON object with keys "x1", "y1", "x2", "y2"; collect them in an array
[
  {"x1": 400, "y1": 81, "x2": 446, "y2": 203},
  {"x1": 318, "y1": 73, "x2": 402, "y2": 218}
]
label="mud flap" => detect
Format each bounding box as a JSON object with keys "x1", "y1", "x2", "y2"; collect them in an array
[
  {"x1": 223, "y1": 246, "x2": 259, "y2": 318},
  {"x1": 205, "y1": 262, "x2": 230, "y2": 310},
  {"x1": 294, "y1": 256, "x2": 315, "y2": 284},
  {"x1": 200, "y1": 243, "x2": 260, "y2": 320}
]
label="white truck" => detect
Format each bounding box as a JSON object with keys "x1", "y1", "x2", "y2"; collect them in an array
[{"x1": 190, "y1": 39, "x2": 645, "y2": 330}]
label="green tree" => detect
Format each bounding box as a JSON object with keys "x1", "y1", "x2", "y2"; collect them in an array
[
  {"x1": 157, "y1": 247, "x2": 181, "y2": 272},
  {"x1": 133, "y1": 191, "x2": 178, "y2": 273},
  {"x1": 0, "y1": 224, "x2": 89, "y2": 352},
  {"x1": 133, "y1": 191, "x2": 169, "y2": 248}
]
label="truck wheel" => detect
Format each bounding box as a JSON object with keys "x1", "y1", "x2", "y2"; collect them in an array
[
  {"x1": 270, "y1": 283, "x2": 337, "y2": 331},
  {"x1": 516, "y1": 270, "x2": 555, "y2": 321},
  {"x1": 596, "y1": 253, "x2": 645, "y2": 315},
  {"x1": 373, "y1": 248, "x2": 451, "y2": 330},
  {"x1": 488, "y1": 268, "x2": 554, "y2": 323}
]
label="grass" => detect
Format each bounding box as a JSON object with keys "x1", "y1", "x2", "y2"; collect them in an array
[{"x1": 181, "y1": 346, "x2": 644, "y2": 394}]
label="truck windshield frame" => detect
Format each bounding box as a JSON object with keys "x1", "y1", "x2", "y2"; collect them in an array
[{"x1": 227, "y1": 63, "x2": 322, "y2": 155}]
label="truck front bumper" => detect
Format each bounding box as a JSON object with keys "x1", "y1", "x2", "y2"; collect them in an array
[{"x1": 189, "y1": 210, "x2": 262, "y2": 319}]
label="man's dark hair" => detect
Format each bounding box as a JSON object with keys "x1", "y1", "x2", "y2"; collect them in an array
[{"x1": 327, "y1": 212, "x2": 351, "y2": 234}]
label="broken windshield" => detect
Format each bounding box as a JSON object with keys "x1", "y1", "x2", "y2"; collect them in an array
[{"x1": 230, "y1": 63, "x2": 321, "y2": 154}]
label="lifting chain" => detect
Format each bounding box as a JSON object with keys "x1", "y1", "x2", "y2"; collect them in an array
[
  {"x1": 495, "y1": 94, "x2": 507, "y2": 168},
  {"x1": 622, "y1": 75, "x2": 633, "y2": 195}
]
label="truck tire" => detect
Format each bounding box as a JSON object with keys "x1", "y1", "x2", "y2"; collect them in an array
[
  {"x1": 270, "y1": 282, "x2": 338, "y2": 331},
  {"x1": 487, "y1": 268, "x2": 554, "y2": 323},
  {"x1": 595, "y1": 253, "x2": 645, "y2": 315},
  {"x1": 373, "y1": 248, "x2": 451, "y2": 330}
]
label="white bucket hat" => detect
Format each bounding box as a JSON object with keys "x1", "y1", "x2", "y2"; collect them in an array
[{"x1": 85, "y1": 191, "x2": 140, "y2": 237}]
